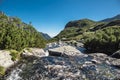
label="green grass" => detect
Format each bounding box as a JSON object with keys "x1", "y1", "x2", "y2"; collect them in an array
[
  {"x1": 10, "y1": 50, "x2": 20, "y2": 61},
  {"x1": 25, "y1": 48, "x2": 32, "y2": 53},
  {"x1": 0, "y1": 66, "x2": 5, "y2": 75}
]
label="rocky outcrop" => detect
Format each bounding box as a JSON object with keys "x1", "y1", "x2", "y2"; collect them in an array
[
  {"x1": 0, "y1": 48, "x2": 47, "y2": 69},
  {"x1": 48, "y1": 45, "x2": 84, "y2": 57},
  {"x1": 21, "y1": 48, "x2": 48, "y2": 57},
  {"x1": 0, "y1": 50, "x2": 14, "y2": 69}
]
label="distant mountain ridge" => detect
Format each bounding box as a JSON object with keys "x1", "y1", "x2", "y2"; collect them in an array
[
  {"x1": 40, "y1": 32, "x2": 51, "y2": 40},
  {"x1": 100, "y1": 14, "x2": 120, "y2": 22}
]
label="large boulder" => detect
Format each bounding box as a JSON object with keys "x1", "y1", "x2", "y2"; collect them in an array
[
  {"x1": 21, "y1": 48, "x2": 48, "y2": 58},
  {"x1": 48, "y1": 45, "x2": 84, "y2": 57},
  {"x1": 0, "y1": 50, "x2": 14, "y2": 69}
]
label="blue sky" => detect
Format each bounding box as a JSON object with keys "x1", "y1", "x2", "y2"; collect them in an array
[{"x1": 0, "y1": 0, "x2": 120, "y2": 37}]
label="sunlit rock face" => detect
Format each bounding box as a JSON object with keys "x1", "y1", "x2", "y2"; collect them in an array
[
  {"x1": 21, "y1": 48, "x2": 48, "y2": 58},
  {"x1": 5, "y1": 53, "x2": 120, "y2": 80},
  {"x1": 0, "y1": 50, "x2": 14, "y2": 69},
  {"x1": 48, "y1": 45, "x2": 84, "y2": 57}
]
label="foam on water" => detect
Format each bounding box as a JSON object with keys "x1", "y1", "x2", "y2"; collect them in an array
[{"x1": 6, "y1": 68, "x2": 22, "y2": 80}]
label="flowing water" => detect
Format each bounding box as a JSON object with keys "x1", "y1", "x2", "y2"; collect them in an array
[
  {"x1": 6, "y1": 68, "x2": 22, "y2": 80},
  {"x1": 5, "y1": 42, "x2": 118, "y2": 80}
]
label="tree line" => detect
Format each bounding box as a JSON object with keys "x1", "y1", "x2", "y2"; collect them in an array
[
  {"x1": 0, "y1": 13, "x2": 46, "y2": 51},
  {"x1": 83, "y1": 26, "x2": 120, "y2": 55}
]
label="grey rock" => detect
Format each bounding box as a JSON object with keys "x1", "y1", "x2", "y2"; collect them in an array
[
  {"x1": 21, "y1": 48, "x2": 48, "y2": 58},
  {"x1": 0, "y1": 50, "x2": 14, "y2": 69},
  {"x1": 48, "y1": 45, "x2": 84, "y2": 57}
]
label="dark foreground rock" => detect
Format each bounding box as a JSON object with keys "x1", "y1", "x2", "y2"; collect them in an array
[
  {"x1": 111, "y1": 50, "x2": 120, "y2": 58},
  {"x1": 5, "y1": 53, "x2": 120, "y2": 80}
]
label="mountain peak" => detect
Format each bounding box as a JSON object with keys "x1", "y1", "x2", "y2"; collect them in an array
[{"x1": 65, "y1": 18, "x2": 95, "y2": 28}]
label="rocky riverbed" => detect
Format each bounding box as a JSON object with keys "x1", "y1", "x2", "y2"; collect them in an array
[
  {"x1": 5, "y1": 53, "x2": 120, "y2": 80},
  {"x1": 1, "y1": 42, "x2": 120, "y2": 80}
]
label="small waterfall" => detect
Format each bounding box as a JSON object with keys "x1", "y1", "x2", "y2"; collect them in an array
[
  {"x1": 45, "y1": 50, "x2": 49, "y2": 56},
  {"x1": 6, "y1": 68, "x2": 22, "y2": 80}
]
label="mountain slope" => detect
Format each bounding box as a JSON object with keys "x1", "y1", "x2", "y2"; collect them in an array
[
  {"x1": 54, "y1": 19, "x2": 98, "y2": 40},
  {"x1": 65, "y1": 19, "x2": 96, "y2": 28},
  {"x1": 55, "y1": 14, "x2": 120, "y2": 41},
  {"x1": 54, "y1": 14, "x2": 120, "y2": 55},
  {"x1": 91, "y1": 20, "x2": 120, "y2": 31},
  {"x1": 0, "y1": 12, "x2": 46, "y2": 50},
  {"x1": 100, "y1": 14, "x2": 120, "y2": 22}
]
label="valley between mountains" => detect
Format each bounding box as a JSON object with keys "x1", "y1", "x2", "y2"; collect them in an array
[{"x1": 0, "y1": 12, "x2": 120, "y2": 80}]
